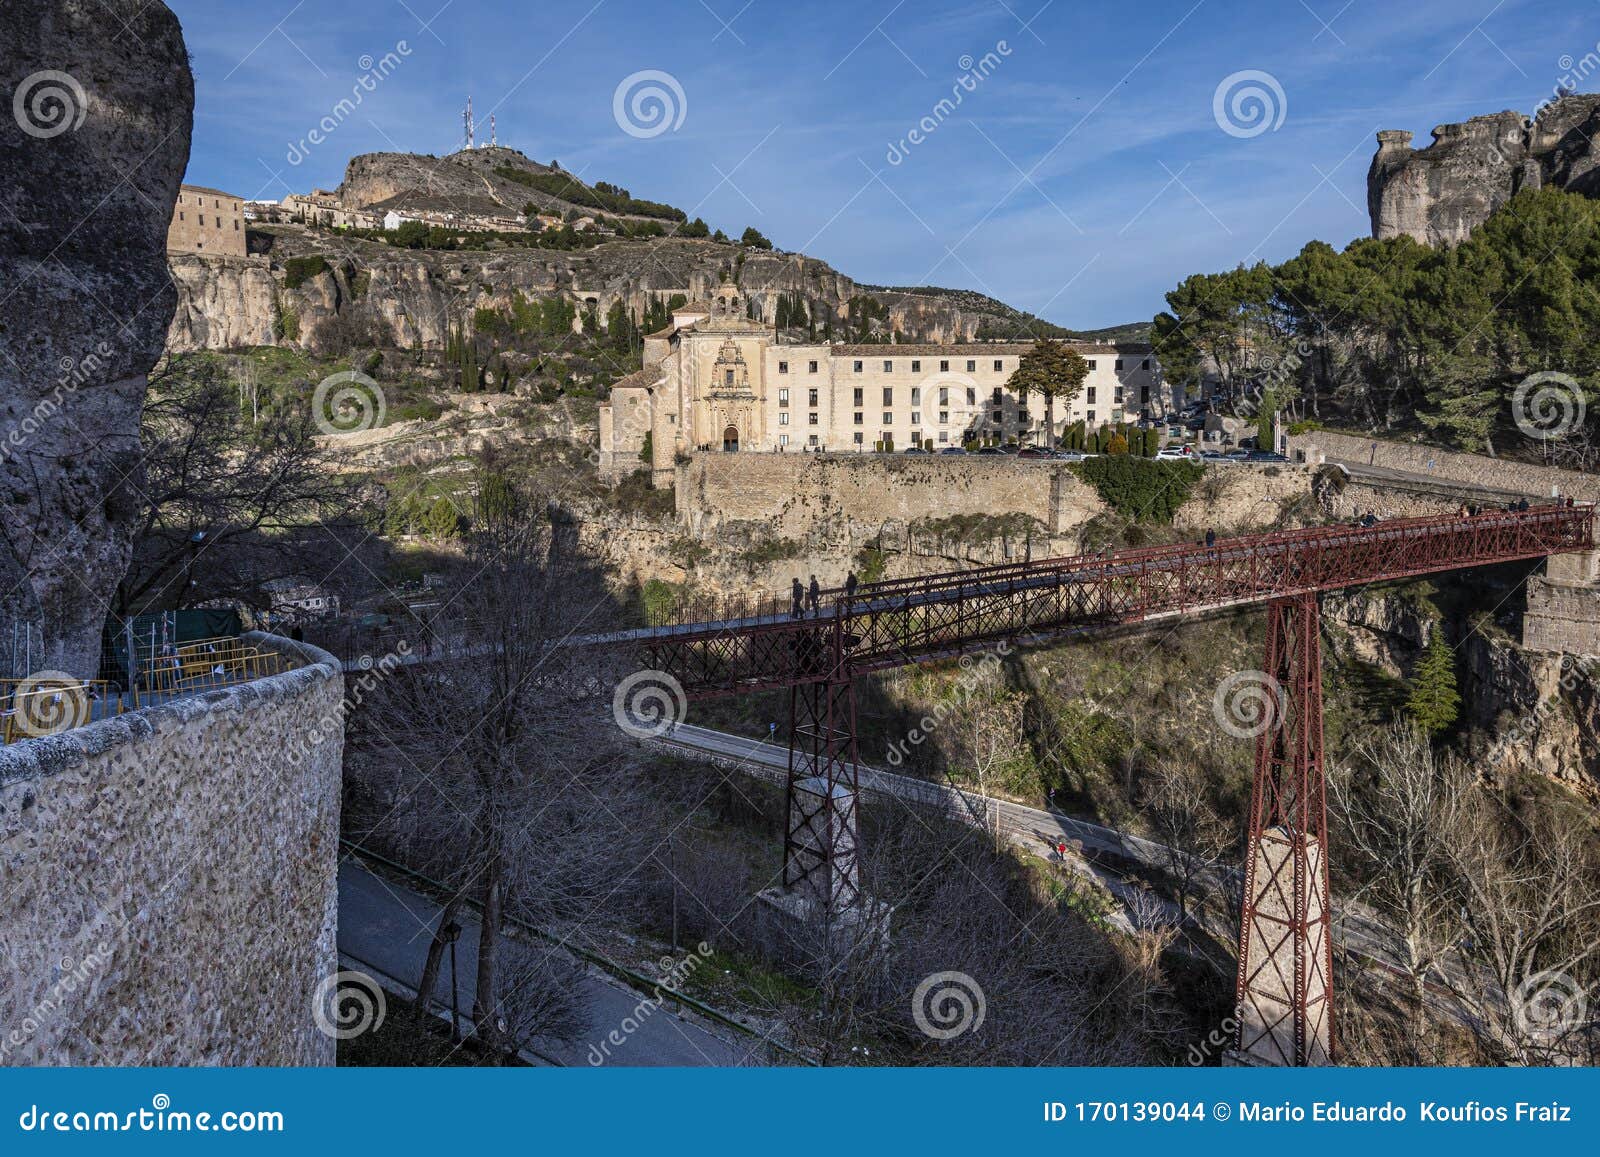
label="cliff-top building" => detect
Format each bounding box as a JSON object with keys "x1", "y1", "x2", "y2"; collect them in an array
[
  {"x1": 599, "y1": 283, "x2": 1175, "y2": 486},
  {"x1": 167, "y1": 184, "x2": 247, "y2": 256}
]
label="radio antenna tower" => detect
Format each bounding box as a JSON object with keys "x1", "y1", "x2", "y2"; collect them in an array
[
  {"x1": 489, "y1": 114, "x2": 497, "y2": 148},
  {"x1": 462, "y1": 95, "x2": 475, "y2": 151}
]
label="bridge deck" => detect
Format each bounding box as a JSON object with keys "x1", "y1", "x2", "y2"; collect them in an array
[{"x1": 627, "y1": 503, "x2": 1593, "y2": 699}]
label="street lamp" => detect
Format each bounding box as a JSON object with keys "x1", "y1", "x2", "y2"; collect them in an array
[{"x1": 441, "y1": 920, "x2": 463, "y2": 1042}]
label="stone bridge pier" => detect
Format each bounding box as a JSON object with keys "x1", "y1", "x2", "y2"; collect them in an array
[{"x1": 1525, "y1": 549, "x2": 1600, "y2": 657}]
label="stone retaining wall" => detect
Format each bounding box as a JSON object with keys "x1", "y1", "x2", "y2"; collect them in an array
[
  {"x1": 1287, "y1": 429, "x2": 1600, "y2": 503},
  {"x1": 0, "y1": 634, "x2": 343, "y2": 1066}
]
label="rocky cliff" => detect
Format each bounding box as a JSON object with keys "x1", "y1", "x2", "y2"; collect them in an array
[
  {"x1": 1368, "y1": 93, "x2": 1600, "y2": 246},
  {"x1": 166, "y1": 227, "x2": 1043, "y2": 354},
  {"x1": 1, "y1": 0, "x2": 193, "y2": 676}
]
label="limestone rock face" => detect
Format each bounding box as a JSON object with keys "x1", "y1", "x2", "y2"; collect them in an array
[
  {"x1": 1, "y1": 0, "x2": 193, "y2": 675},
  {"x1": 1368, "y1": 95, "x2": 1600, "y2": 246}
]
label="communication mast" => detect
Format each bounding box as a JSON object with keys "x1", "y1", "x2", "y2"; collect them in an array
[
  {"x1": 462, "y1": 95, "x2": 475, "y2": 151},
  {"x1": 489, "y1": 114, "x2": 497, "y2": 148}
]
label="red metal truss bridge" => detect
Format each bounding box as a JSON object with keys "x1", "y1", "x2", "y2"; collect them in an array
[{"x1": 621, "y1": 502, "x2": 1595, "y2": 1065}]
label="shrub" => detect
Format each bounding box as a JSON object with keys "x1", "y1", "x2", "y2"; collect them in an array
[
  {"x1": 1071, "y1": 455, "x2": 1204, "y2": 524},
  {"x1": 283, "y1": 254, "x2": 330, "y2": 289}
]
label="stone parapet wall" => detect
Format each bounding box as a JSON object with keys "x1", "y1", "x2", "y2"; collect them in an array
[
  {"x1": 1287, "y1": 430, "x2": 1600, "y2": 504},
  {"x1": 0, "y1": 635, "x2": 343, "y2": 1066}
]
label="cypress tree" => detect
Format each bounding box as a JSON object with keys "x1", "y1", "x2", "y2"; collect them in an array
[{"x1": 1406, "y1": 621, "x2": 1461, "y2": 735}]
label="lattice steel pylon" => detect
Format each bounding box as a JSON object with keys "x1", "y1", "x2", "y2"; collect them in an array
[
  {"x1": 782, "y1": 613, "x2": 862, "y2": 913},
  {"x1": 1232, "y1": 592, "x2": 1334, "y2": 1066}
]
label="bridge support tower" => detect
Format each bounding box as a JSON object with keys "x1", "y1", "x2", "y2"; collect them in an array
[{"x1": 1230, "y1": 592, "x2": 1334, "y2": 1067}]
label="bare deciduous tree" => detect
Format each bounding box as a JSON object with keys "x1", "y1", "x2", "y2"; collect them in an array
[
  {"x1": 1330, "y1": 721, "x2": 1470, "y2": 1063},
  {"x1": 364, "y1": 470, "x2": 644, "y2": 1054}
]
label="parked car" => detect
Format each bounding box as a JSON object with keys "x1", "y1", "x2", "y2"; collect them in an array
[
  {"x1": 1054, "y1": 451, "x2": 1087, "y2": 462},
  {"x1": 903, "y1": 445, "x2": 927, "y2": 454},
  {"x1": 1155, "y1": 446, "x2": 1194, "y2": 461},
  {"x1": 939, "y1": 446, "x2": 968, "y2": 455},
  {"x1": 1017, "y1": 446, "x2": 1054, "y2": 459},
  {"x1": 975, "y1": 446, "x2": 1005, "y2": 455},
  {"x1": 1245, "y1": 451, "x2": 1289, "y2": 463},
  {"x1": 1167, "y1": 426, "x2": 1186, "y2": 438}
]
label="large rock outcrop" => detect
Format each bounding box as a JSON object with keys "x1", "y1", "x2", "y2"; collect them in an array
[
  {"x1": 1368, "y1": 93, "x2": 1600, "y2": 246},
  {"x1": 1, "y1": 0, "x2": 193, "y2": 676}
]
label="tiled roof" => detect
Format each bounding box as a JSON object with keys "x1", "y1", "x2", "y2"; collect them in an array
[{"x1": 180, "y1": 184, "x2": 242, "y2": 200}]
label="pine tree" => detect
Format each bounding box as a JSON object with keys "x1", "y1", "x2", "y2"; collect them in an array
[{"x1": 1406, "y1": 621, "x2": 1461, "y2": 735}]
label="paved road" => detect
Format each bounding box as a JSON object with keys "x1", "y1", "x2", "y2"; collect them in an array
[
  {"x1": 337, "y1": 858, "x2": 770, "y2": 1066},
  {"x1": 655, "y1": 722, "x2": 1473, "y2": 999}
]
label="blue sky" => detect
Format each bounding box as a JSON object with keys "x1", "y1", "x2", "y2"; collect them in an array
[{"x1": 172, "y1": 0, "x2": 1591, "y2": 328}]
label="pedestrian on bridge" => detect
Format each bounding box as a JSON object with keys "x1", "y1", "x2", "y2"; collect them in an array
[
  {"x1": 1204, "y1": 527, "x2": 1216, "y2": 550},
  {"x1": 844, "y1": 571, "x2": 858, "y2": 607},
  {"x1": 791, "y1": 577, "x2": 804, "y2": 619},
  {"x1": 807, "y1": 575, "x2": 821, "y2": 616}
]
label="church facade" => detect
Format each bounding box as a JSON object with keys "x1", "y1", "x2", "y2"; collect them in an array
[{"x1": 598, "y1": 284, "x2": 1177, "y2": 487}]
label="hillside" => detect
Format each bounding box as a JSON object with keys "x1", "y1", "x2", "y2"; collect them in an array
[{"x1": 338, "y1": 146, "x2": 685, "y2": 224}]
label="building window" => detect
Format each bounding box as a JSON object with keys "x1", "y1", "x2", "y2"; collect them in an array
[
  {"x1": 725, "y1": 370, "x2": 735, "y2": 387},
  {"x1": 808, "y1": 412, "x2": 819, "y2": 426},
  {"x1": 854, "y1": 432, "x2": 864, "y2": 444},
  {"x1": 1087, "y1": 410, "x2": 1096, "y2": 423},
  {"x1": 779, "y1": 412, "x2": 790, "y2": 426},
  {"x1": 234, "y1": 220, "x2": 240, "y2": 230},
  {"x1": 882, "y1": 387, "x2": 893, "y2": 405},
  {"x1": 808, "y1": 388, "x2": 818, "y2": 407},
  {"x1": 809, "y1": 434, "x2": 820, "y2": 447},
  {"x1": 992, "y1": 409, "x2": 1003, "y2": 424},
  {"x1": 809, "y1": 360, "x2": 819, "y2": 373},
  {"x1": 966, "y1": 388, "x2": 976, "y2": 405},
  {"x1": 1087, "y1": 387, "x2": 1097, "y2": 404},
  {"x1": 938, "y1": 431, "x2": 949, "y2": 443},
  {"x1": 778, "y1": 361, "x2": 789, "y2": 374},
  {"x1": 882, "y1": 412, "x2": 893, "y2": 425},
  {"x1": 1141, "y1": 358, "x2": 1151, "y2": 370},
  {"x1": 992, "y1": 387, "x2": 1003, "y2": 402},
  {"x1": 779, "y1": 434, "x2": 789, "y2": 447},
  {"x1": 1115, "y1": 358, "x2": 1125, "y2": 371},
  {"x1": 911, "y1": 360, "x2": 921, "y2": 373},
  {"x1": 854, "y1": 387, "x2": 864, "y2": 406},
  {"x1": 778, "y1": 388, "x2": 789, "y2": 406},
  {"x1": 882, "y1": 359, "x2": 893, "y2": 372},
  {"x1": 964, "y1": 359, "x2": 975, "y2": 372},
  {"x1": 1140, "y1": 385, "x2": 1150, "y2": 403},
  {"x1": 939, "y1": 386, "x2": 948, "y2": 405},
  {"x1": 993, "y1": 359, "x2": 1003, "y2": 372},
  {"x1": 1087, "y1": 359, "x2": 1097, "y2": 370},
  {"x1": 940, "y1": 359, "x2": 950, "y2": 372},
  {"x1": 853, "y1": 360, "x2": 863, "y2": 372},
  {"x1": 854, "y1": 412, "x2": 864, "y2": 424},
  {"x1": 911, "y1": 431, "x2": 922, "y2": 446},
  {"x1": 178, "y1": 211, "x2": 184, "y2": 221},
  {"x1": 1114, "y1": 387, "x2": 1124, "y2": 404},
  {"x1": 938, "y1": 411, "x2": 948, "y2": 424},
  {"x1": 911, "y1": 411, "x2": 922, "y2": 425},
  {"x1": 911, "y1": 387, "x2": 921, "y2": 405}
]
